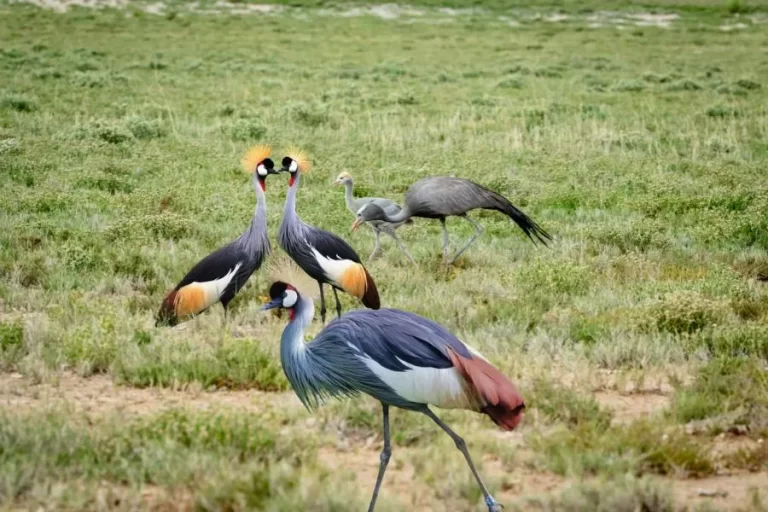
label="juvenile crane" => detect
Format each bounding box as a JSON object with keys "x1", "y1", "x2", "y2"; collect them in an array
[
  {"x1": 352, "y1": 176, "x2": 551, "y2": 265},
  {"x1": 156, "y1": 146, "x2": 275, "y2": 326},
  {"x1": 277, "y1": 150, "x2": 379, "y2": 324},
  {"x1": 333, "y1": 172, "x2": 415, "y2": 264},
  {"x1": 261, "y1": 268, "x2": 524, "y2": 512}
]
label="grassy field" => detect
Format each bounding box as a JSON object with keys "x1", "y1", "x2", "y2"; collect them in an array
[{"x1": 1, "y1": 0, "x2": 768, "y2": 510}]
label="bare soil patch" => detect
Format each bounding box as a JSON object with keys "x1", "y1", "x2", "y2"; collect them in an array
[
  {"x1": 673, "y1": 472, "x2": 767, "y2": 511},
  {"x1": 0, "y1": 371, "x2": 301, "y2": 417},
  {"x1": 594, "y1": 390, "x2": 670, "y2": 424}
]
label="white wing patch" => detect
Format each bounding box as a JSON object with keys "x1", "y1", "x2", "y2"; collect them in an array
[
  {"x1": 310, "y1": 247, "x2": 356, "y2": 285},
  {"x1": 200, "y1": 262, "x2": 243, "y2": 305},
  {"x1": 361, "y1": 355, "x2": 472, "y2": 410}
]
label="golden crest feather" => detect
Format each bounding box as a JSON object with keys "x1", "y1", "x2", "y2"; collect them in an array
[
  {"x1": 266, "y1": 254, "x2": 320, "y2": 300},
  {"x1": 285, "y1": 147, "x2": 312, "y2": 174},
  {"x1": 241, "y1": 145, "x2": 272, "y2": 174}
]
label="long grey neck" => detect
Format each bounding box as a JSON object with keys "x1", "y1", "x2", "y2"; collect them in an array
[
  {"x1": 379, "y1": 203, "x2": 410, "y2": 224},
  {"x1": 280, "y1": 295, "x2": 322, "y2": 410},
  {"x1": 237, "y1": 177, "x2": 268, "y2": 256},
  {"x1": 343, "y1": 182, "x2": 356, "y2": 212},
  {"x1": 279, "y1": 173, "x2": 303, "y2": 248},
  {"x1": 282, "y1": 173, "x2": 300, "y2": 225}
]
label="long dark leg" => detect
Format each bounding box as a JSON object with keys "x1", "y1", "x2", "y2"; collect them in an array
[
  {"x1": 448, "y1": 214, "x2": 484, "y2": 265},
  {"x1": 332, "y1": 287, "x2": 342, "y2": 319},
  {"x1": 367, "y1": 404, "x2": 391, "y2": 512},
  {"x1": 422, "y1": 408, "x2": 502, "y2": 512},
  {"x1": 439, "y1": 217, "x2": 450, "y2": 261},
  {"x1": 318, "y1": 281, "x2": 326, "y2": 324}
]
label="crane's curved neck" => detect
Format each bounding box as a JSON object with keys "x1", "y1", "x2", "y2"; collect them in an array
[
  {"x1": 280, "y1": 295, "x2": 320, "y2": 409},
  {"x1": 283, "y1": 172, "x2": 301, "y2": 222},
  {"x1": 343, "y1": 181, "x2": 356, "y2": 211},
  {"x1": 237, "y1": 176, "x2": 268, "y2": 254},
  {"x1": 378, "y1": 203, "x2": 410, "y2": 224}
]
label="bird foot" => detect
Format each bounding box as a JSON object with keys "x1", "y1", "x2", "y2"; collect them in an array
[{"x1": 486, "y1": 496, "x2": 504, "y2": 512}]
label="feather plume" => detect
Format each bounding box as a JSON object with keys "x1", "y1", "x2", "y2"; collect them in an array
[
  {"x1": 285, "y1": 147, "x2": 312, "y2": 174},
  {"x1": 267, "y1": 254, "x2": 320, "y2": 300},
  {"x1": 241, "y1": 145, "x2": 272, "y2": 174}
]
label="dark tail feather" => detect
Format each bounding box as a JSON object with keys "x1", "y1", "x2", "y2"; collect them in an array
[
  {"x1": 447, "y1": 348, "x2": 525, "y2": 431},
  {"x1": 483, "y1": 402, "x2": 526, "y2": 431},
  {"x1": 361, "y1": 267, "x2": 380, "y2": 309},
  {"x1": 156, "y1": 290, "x2": 179, "y2": 327},
  {"x1": 485, "y1": 191, "x2": 551, "y2": 246}
]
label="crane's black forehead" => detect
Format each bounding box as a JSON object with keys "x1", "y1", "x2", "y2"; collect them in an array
[
  {"x1": 262, "y1": 158, "x2": 274, "y2": 169},
  {"x1": 269, "y1": 281, "x2": 288, "y2": 299},
  {"x1": 281, "y1": 156, "x2": 293, "y2": 167}
]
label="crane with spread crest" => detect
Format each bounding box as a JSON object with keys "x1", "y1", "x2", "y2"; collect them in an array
[
  {"x1": 352, "y1": 176, "x2": 551, "y2": 265},
  {"x1": 261, "y1": 263, "x2": 524, "y2": 512},
  {"x1": 156, "y1": 146, "x2": 276, "y2": 326},
  {"x1": 333, "y1": 172, "x2": 415, "y2": 264},
  {"x1": 277, "y1": 150, "x2": 380, "y2": 324}
]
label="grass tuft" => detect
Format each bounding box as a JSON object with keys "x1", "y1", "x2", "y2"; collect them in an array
[
  {"x1": 516, "y1": 475, "x2": 674, "y2": 512},
  {"x1": 114, "y1": 336, "x2": 289, "y2": 391},
  {"x1": 669, "y1": 357, "x2": 768, "y2": 435},
  {"x1": 1, "y1": 92, "x2": 36, "y2": 112},
  {"x1": 529, "y1": 419, "x2": 714, "y2": 477}
]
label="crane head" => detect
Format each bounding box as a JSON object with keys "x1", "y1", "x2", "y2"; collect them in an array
[
  {"x1": 241, "y1": 145, "x2": 277, "y2": 191},
  {"x1": 333, "y1": 172, "x2": 353, "y2": 186},
  {"x1": 352, "y1": 203, "x2": 386, "y2": 231},
  {"x1": 261, "y1": 281, "x2": 299, "y2": 318},
  {"x1": 279, "y1": 148, "x2": 312, "y2": 186}
]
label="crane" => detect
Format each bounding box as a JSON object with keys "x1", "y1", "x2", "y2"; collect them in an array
[
  {"x1": 333, "y1": 172, "x2": 415, "y2": 264},
  {"x1": 277, "y1": 150, "x2": 380, "y2": 324},
  {"x1": 156, "y1": 146, "x2": 276, "y2": 326},
  {"x1": 260, "y1": 268, "x2": 524, "y2": 512},
  {"x1": 351, "y1": 176, "x2": 551, "y2": 265}
]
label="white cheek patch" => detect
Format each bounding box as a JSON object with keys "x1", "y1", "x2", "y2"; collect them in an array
[
  {"x1": 282, "y1": 289, "x2": 298, "y2": 308},
  {"x1": 289, "y1": 160, "x2": 298, "y2": 173},
  {"x1": 257, "y1": 164, "x2": 268, "y2": 177}
]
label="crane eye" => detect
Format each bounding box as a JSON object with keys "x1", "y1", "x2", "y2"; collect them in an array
[
  {"x1": 282, "y1": 289, "x2": 298, "y2": 308},
  {"x1": 256, "y1": 164, "x2": 268, "y2": 177},
  {"x1": 289, "y1": 160, "x2": 298, "y2": 173}
]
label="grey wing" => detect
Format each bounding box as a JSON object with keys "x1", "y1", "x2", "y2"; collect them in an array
[
  {"x1": 306, "y1": 309, "x2": 473, "y2": 408},
  {"x1": 405, "y1": 177, "x2": 495, "y2": 217}
]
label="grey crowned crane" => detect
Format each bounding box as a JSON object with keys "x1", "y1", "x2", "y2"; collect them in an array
[
  {"x1": 261, "y1": 266, "x2": 524, "y2": 512},
  {"x1": 333, "y1": 171, "x2": 415, "y2": 264},
  {"x1": 156, "y1": 146, "x2": 276, "y2": 326},
  {"x1": 277, "y1": 149, "x2": 379, "y2": 324},
  {"x1": 352, "y1": 176, "x2": 552, "y2": 265}
]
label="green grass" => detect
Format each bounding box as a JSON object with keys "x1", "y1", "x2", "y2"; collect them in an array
[
  {"x1": 669, "y1": 357, "x2": 768, "y2": 435},
  {"x1": 0, "y1": 408, "x2": 370, "y2": 511},
  {"x1": 1, "y1": 0, "x2": 768, "y2": 509}
]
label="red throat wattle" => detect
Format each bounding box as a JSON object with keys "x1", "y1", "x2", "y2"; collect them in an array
[
  {"x1": 288, "y1": 308, "x2": 296, "y2": 320},
  {"x1": 259, "y1": 178, "x2": 266, "y2": 192},
  {"x1": 289, "y1": 174, "x2": 295, "y2": 187}
]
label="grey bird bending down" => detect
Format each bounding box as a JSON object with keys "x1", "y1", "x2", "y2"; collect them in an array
[
  {"x1": 333, "y1": 172, "x2": 415, "y2": 264},
  {"x1": 352, "y1": 176, "x2": 552, "y2": 265},
  {"x1": 261, "y1": 275, "x2": 525, "y2": 512}
]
